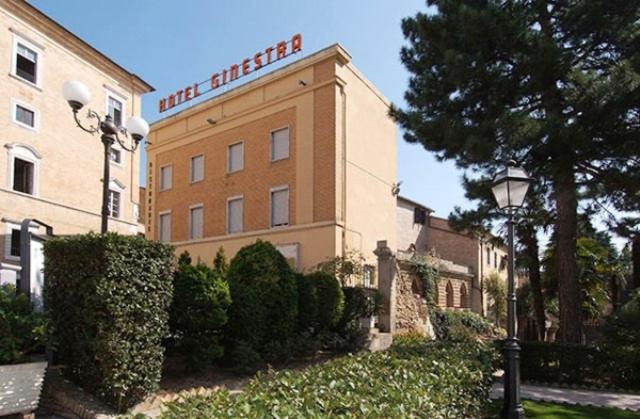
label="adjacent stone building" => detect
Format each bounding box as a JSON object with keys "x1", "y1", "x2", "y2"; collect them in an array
[{"x1": 0, "y1": 0, "x2": 153, "y2": 284}]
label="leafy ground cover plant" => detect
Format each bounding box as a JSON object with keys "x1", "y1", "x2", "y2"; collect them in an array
[
  {"x1": 161, "y1": 337, "x2": 496, "y2": 418},
  {"x1": 0, "y1": 284, "x2": 46, "y2": 364}
]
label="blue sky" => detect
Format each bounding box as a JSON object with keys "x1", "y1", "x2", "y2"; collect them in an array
[{"x1": 31, "y1": 0, "x2": 475, "y2": 219}]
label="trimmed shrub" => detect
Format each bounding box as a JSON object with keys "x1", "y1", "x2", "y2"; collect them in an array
[
  {"x1": 0, "y1": 284, "x2": 46, "y2": 364},
  {"x1": 161, "y1": 339, "x2": 496, "y2": 418},
  {"x1": 309, "y1": 271, "x2": 344, "y2": 330},
  {"x1": 430, "y1": 308, "x2": 492, "y2": 341},
  {"x1": 296, "y1": 273, "x2": 318, "y2": 331},
  {"x1": 169, "y1": 253, "x2": 231, "y2": 371},
  {"x1": 226, "y1": 240, "x2": 298, "y2": 366},
  {"x1": 44, "y1": 233, "x2": 174, "y2": 411}
]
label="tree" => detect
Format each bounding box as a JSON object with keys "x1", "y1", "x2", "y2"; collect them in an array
[
  {"x1": 392, "y1": 0, "x2": 640, "y2": 342},
  {"x1": 485, "y1": 272, "x2": 507, "y2": 327}
]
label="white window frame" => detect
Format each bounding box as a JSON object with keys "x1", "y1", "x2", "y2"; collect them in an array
[
  {"x1": 6, "y1": 143, "x2": 41, "y2": 197},
  {"x1": 270, "y1": 126, "x2": 290, "y2": 162},
  {"x1": 11, "y1": 34, "x2": 43, "y2": 88},
  {"x1": 104, "y1": 88, "x2": 127, "y2": 128},
  {"x1": 227, "y1": 141, "x2": 244, "y2": 173},
  {"x1": 226, "y1": 195, "x2": 244, "y2": 234},
  {"x1": 159, "y1": 164, "x2": 172, "y2": 191},
  {"x1": 109, "y1": 146, "x2": 124, "y2": 167},
  {"x1": 4, "y1": 222, "x2": 21, "y2": 262},
  {"x1": 269, "y1": 185, "x2": 290, "y2": 228},
  {"x1": 107, "y1": 179, "x2": 125, "y2": 219},
  {"x1": 158, "y1": 210, "x2": 172, "y2": 243},
  {"x1": 188, "y1": 203, "x2": 204, "y2": 240},
  {"x1": 190, "y1": 154, "x2": 205, "y2": 184},
  {"x1": 10, "y1": 98, "x2": 39, "y2": 132}
]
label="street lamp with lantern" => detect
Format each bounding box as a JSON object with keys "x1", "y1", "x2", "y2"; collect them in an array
[
  {"x1": 491, "y1": 160, "x2": 532, "y2": 419},
  {"x1": 62, "y1": 80, "x2": 149, "y2": 234}
]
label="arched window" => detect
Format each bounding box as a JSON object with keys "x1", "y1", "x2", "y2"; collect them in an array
[
  {"x1": 6, "y1": 143, "x2": 41, "y2": 196},
  {"x1": 460, "y1": 283, "x2": 468, "y2": 309},
  {"x1": 446, "y1": 281, "x2": 454, "y2": 308}
]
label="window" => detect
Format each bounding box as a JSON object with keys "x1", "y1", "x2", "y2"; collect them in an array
[
  {"x1": 363, "y1": 265, "x2": 375, "y2": 288},
  {"x1": 189, "y1": 205, "x2": 203, "y2": 240},
  {"x1": 159, "y1": 165, "x2": 172, "y2": 191},
  {"x1": 445, "y1": 281, "x2": 454, "y2": 308},
  {"x1": 270, "y1": 127, "x2": 289, "y2": 161},
  {"x1": 227, "y1": 197, "x2": 244, "y2": 234},
  {"x1": 108, "y1": 190, "x2": 121, "y2": 218},
  {"x1": 110, "y1": 148, "x2": 122, "y2": 164},
  {"x1": 227, "y1": 142, "x2": 243, "y2": 173},
  {"x1": 270, "y1": 187, "x2": 289, "y2": 227},
  {"x1": 14, "y1": 41, "x2": 38, "y2": 85},
  {"x1": 13, "y1": 158, "x2": 34, "y2": 195},
  {"x1": 414, "y1": 207, "x2": 426, "y2": 224},
  {"x1": 15, "y1": 104, "x2": 35, "y2": 128},
  {"x1": 190, "y1": 155, "x2": 204, "y2": 183},
  {"x1": 494, "y1": 252, "x2": 497, "y2": 269},
  {"x1": 159, "y1": 212, "x2": 171, "y2": 242},
  {"x1": 10, "y1": 229, "x2": 20, "y2": 257},
  {"x1": 486, "y1": 247, "x2": 491, "y2": 266},
  {"x1": 107, "y1": 95, "x2": 123, "y2": 127}
]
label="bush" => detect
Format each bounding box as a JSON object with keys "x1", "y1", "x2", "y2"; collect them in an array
[
  {"x1": 430, "y1": 308, "x2": 492, "y2": 341},
  {"x1": 161, "y1": 339, "x2": 496, "y2": 418},
  {"x1": 296, "y1": 273, "x2": 318, "y2": 331},
  {"x1": 226, "y1": 240, "x2": 298, "y2": 366},
  {"x1": 44, "y1": 233, "x2": 174, "y2": 411},
  {"x1": 0, "y1": 284, "x2": 46, "y2": 364},
  {"x1": 169, "y1": 252, "x2": 231, "y2": 371},
  {"x1": 311, "y1": 271, "x2": 344, "y2": 330}
]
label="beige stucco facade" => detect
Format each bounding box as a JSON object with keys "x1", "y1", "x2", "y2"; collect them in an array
[
  {"x1": 0, "y1": 0, "x2": 153, "y2": 284},
  {"x1": 146, "y1": 44, "x2": 397, "y2": 271}
]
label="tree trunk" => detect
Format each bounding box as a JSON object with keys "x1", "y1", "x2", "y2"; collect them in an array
[
  {"x1": 554, "y1": 171, "x2": 583, "y2": 343},
  {"x1": 522, "y1": 226, "x2": 546, "y2": 341},
  {"x1": 633, "y1": 235, "x2": 640, "y2": 290}
]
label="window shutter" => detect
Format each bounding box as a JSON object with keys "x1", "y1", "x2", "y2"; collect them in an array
[
  {"x1": 228, "y1": 198, "x2": 243, "y2": 233},
  {"x1": 271, "y1": 128, "x2": 289, "y2": 161},
  {"x1": 160, "y1": 214, "x2": 171, "y2": 242},
  {"x1": 271, "y1": 189, "x2": 289, "y2": 226},
  {"x1": 190, "y1": 207, "x2": 203, "y2": 239},
  {"x1": 160, "y1": 166, "x2": 172, "y2": 190},
  {"x1": 191, "y1": 156, "x2": 204, "y2": 182},
  {"x1": 228, "y1": 143, "x2": 243, "y2": 172}
]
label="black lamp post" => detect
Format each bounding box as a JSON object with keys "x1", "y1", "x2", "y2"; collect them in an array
[
  {"x1": 63, "y1": 80, "x2": 149, "y2": 234},
  {"x1": 491, "y1": 160, "x2": 532, "y2": 419}
]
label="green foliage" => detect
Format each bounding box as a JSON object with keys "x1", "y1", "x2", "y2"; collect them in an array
[
  {"x1": 44, "y1": 233, "x2": 175, "y2": 411},
  {"x1": 316, "y1": 249, "x2": 367, "y2": 286},
  {"x1": 407, "y1": 252, "x2": 439, "y2": 307},
  {"x1": 485, "y1": 272, "x2": 507, "y2": 327},
  {"x1": 226, "y1": 240, "x2": 298, "y2": 367},
  {"x1": 212, "y1": 247, "x2": 228, "y2": 277},
  {"x1": 0, "y1": 285, "x2": 46, "y2": 364},
  {"x1": 329, "y1": 287, "x2": 380, "y2": 352},
  {"x1": 430, "y1": 308, "x2": 492, "y2": 341},
  {"x1": 161, "y1": 339, "x2": 496, "y2": 419},
  {"x1": 170, "y1": 253, "x2": 231, "y2": 371},
  {"x1": 296, "y1": 274, "x2": 318, "y2": 331},
  {"x1": 306, "y1": 271, "x2": 344, "y2": 331}
]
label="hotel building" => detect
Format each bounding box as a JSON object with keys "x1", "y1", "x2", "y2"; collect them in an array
[
  {"x1": 0, "y1": 0, "x2": 153, "y2": 284},
  {"x1": 146, "y1": 44, "x2": 397, "y2": 271}
]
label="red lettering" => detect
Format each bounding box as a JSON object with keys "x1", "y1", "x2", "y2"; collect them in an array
[
  {"x1": 265, "y1": 46, "x2": 274, "y2": 64},
  {"x1": 168, "y1": 94, "x2": 176, "y2": 108},
  {"x1": 222, "y1": 69, "x2": 228, "y2": 84},
  {"x1": 291, "y1": 33, "x2": 302, "y2": 53},
  {"x1": 230, "y1": 64, "x2": 239, "y2": 81},
  {"x1": 176, "y1": 89, "x2": 184, "y2": 103},
  {"x1": 276, "y1": 41, "x2": 287, "y2": 59},
  {"x1": 184, "y1": 86, "x2": 192, "y2": 100},
  {"x1": 242, "y1": 58, "x2": 250, "y2": 75},
  {"x1": 211, "y1": 73, "x2": 220, "y2": 89},
  {"x1": 193, "y1": 82, "x2": 201, "y2": 97},
  {"x1": 254, "y1": 52, "x2": 263, "y2": 70},
  {"x1": 159, "y1": 98, "x2": 167, "y2": 112}
]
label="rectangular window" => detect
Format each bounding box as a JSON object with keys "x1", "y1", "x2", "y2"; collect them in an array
[
  {"x1": 109, "y1": 190, "x2": 121, "y2": 218},
  {"x1": 159, "y1": 212, "x2": 171, "y2": 243},
  {"x1": 159, "y1": 165, "x2": 172, "y2": 191},
  {"x1": 227, "y1": 197, "x2": 244, "y2": 234},
  {"x1": 271, "y1": 187, "x2": 289, "y2": 227},
  {"x1": 227, "y1": 142, "x2": 244, "y2": 173},
  {"x1": 13, "y1": 158, "x2": 34, "y2": 194},
  {"x1": 15, "y1": 104, "x2": 35, "y2": 128},
  {"x1": 10, "y1": 229, "x2": 20, "y2": 257},
  {"x1": 189, "y1": 206, "x2": 204, "y2": 240},
  {"x1": 107, "y1": 96, "x2": 123, "y2": 127},
  {"x1": 494, "y1": 252, "x2": 497, "y2": 269},
  {"x1": 110, "y1": 148, "x2": 122, "y2": 164},
  {"x1": 270, "y1": 127, "x2": 289, "y2": 161},
  {"x1": 190, "y1": 155, "x2": 204, "y2": 183},
  {"x1": 363, "y1": 265, "x2": 375, "y2": 288},
  {"x1": 414, "y1": 207, "x2": 426, "y2": 224},
  {"x1": 15, "y1": 42, "x2": 38, "y2": 84},
  {"x1": 486, "y1": 247, "x2": 491, "y2": 266}
]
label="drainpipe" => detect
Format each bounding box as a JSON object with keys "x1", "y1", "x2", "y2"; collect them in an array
[{"x1": 340, "y1": 83, "x2": 347, "y2": 257}]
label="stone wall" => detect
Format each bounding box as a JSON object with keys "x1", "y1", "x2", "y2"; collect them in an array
[{"x1": 395, "y1": 260, "x2": 431, "y2": 335}]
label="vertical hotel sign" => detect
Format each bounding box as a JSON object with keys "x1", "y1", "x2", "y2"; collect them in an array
[{"x1": 159, "y1": 34, "x2": 303, "y2": 113}]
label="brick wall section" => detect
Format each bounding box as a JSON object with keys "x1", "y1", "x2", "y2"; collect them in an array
[
  {"x1": 154, "y1": 108, "x2": 297, "y2": 241},
  {"x1": 312, "y1": 60, "x2": 336, "y2": 222},
  {"x1": 436, "y1": 275, "x2": 471, "y2": 309}
]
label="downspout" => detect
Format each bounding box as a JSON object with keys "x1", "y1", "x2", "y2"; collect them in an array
[{"x1": 340, "y1": 83, "x2": 347, "y2": 257}]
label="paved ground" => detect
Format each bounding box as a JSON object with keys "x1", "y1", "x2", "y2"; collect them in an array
[{"x1": 491, "y1": 383, "x2": 640, "y2": 412}]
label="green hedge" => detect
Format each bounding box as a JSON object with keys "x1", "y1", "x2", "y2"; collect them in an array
[
  {"x1": 44, "y1": 233, "x2": 175, "y2": 411},
  {"x1": 297, "y1": 271, "x2": 344, "y2": 332},
  {"x1": 296, "y1": 273, "x2": 318, "y2": 331},
  {"x1": 169, "y1": 253, "x2": 231, "y2": 371},
  {"x1": 0, "y1": 284, "x2": 46, "y2": 364},
  {"x1": 226, "y1": 240, "x2": 298, "y2": 365},
  {"x1": 161, "y1": 338, "x2": 496, "y2": 418},
  {"x1": 430, "y1": 308, "x2": 492, "y2": 341}
]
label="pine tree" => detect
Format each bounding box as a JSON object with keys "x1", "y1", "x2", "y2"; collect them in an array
[{"x1": 393, "y1": 0, "x2": 640, "y2": 342}]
